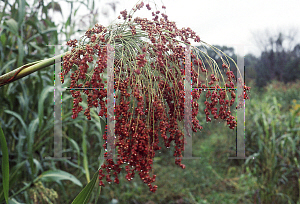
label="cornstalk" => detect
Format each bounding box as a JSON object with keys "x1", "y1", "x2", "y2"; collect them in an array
[{"x1": 0, "y1": 51, "x2": 70, "y2": 87}]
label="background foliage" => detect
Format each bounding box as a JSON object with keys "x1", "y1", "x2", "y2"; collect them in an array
[{"x1": 1, "y1": 0, "x2": 300, "y2": 203}]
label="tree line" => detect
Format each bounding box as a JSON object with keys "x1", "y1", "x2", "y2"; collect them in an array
[{"x1": 197, "y1": 30, "x2": 300, "y2": 88}]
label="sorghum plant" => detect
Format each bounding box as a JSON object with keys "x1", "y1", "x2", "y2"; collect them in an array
[{"x1": 60, "y1": 1, "x2": 251, "y2": 193}]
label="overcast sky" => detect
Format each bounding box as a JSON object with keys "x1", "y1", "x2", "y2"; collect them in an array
[{"x1": 53, "y1": 0, "x2": 300, "y2": 57}]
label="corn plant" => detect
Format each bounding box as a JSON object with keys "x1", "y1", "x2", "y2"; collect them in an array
[
  {"x1": 244, "y1": 91, "x2": 300, "y2": 203},
  {"x1": 0, "y1": 0, "x2": 102, "y2": 203}
]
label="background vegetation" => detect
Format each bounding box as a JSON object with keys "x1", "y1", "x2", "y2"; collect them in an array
[{"x1": 0, "y1": 0, "x2": 299, "y2": 203}]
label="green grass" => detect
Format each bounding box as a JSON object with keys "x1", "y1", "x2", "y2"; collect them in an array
[{"x1": 1, "y1": 71, "x2": 299, "y2": 203}]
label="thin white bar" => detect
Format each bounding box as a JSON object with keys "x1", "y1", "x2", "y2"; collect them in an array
[
  {"x1": 106, "y1": 44, "x2": 115, "y2": 160},
  {"x1": 184, "y1": 45, "x2": 193, "y2": 158},
  {"x1": 46, "y1": 44, "x2": 70, "y2": 160}
]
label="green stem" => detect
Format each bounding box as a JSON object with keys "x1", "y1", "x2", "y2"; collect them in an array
[
  {"x1": 0, "y1": 51, "x2": 70, "y2": 87},
  {"x1": 9, "y1": 182, "x2": 32, "y2": 199}
]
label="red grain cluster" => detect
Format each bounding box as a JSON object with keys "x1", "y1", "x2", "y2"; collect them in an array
[{"x1": 62, "y1": 1, "x2": 250, "y2": 193}]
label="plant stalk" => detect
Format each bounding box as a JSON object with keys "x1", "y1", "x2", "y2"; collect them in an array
[{"x1": 0, "y1": 51, "x2": 70, "y2": 87}]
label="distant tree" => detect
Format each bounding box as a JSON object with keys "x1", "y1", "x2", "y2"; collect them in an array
[
  {"x1": 251, "y1": 28, "x2": 300, "y2": 87},
  {"x1": 283, "y1": 43, "x2": 300, "y2": 83},
  {"x1": 244, "y1": 53, "x2": 258, "y2": 83}
]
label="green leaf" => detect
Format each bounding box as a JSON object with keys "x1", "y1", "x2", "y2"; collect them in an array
[
  {"x1": 82, "y1": 124, "x2": 90, "y2": 183},
  {"x1": 4, "y1": 110, "x2": 28, "y2": 136},
  {"x1": 25, "y1": 27, "x2": 57, "y2": 44},
  {"x1": 65, "y1": 136, "x2": 81, "y2": 166},
  {"x1": 71, "y1": 170, "x2": 99, "y2": 204},
  {"x1": 28, "y1": 117, "x2": 39, "y2": 175},
  {"x1": 0, "y1": 59, "x2": 16, "y2": 75},
  {"x1": 94, "y1": 183, "x2": 101, "y2": 204},
  {"x1": 0, "y1": 126, "x2": 9, "y2": 204},
  {"x1": 38, "y1": 86, "x2": 54, "y2": 130},
  {"x1": 99, "y1": 116, "x2": 106, "y2": 136},
  {"x1": 17, "y1": 37, "x2": 24, "y2": 69},
  {"x1": 40, "y1": 27, "x2": 57, "y2": 45},
  {"x1": 46, "y1": 2, "x2": 63, "y2": 16},
  {"x1": 18, "y1": 0, "x2": 26, "y2": 26},
  {"x1": 40, "y1": 27, "x2": 58, "y2": 35},
  {"x1": 0, "y1": 33, "x2": 7, "y2": 47},
  {"x1": 36, "y1": 170, "x2": 82, "y2": 187},
  {"x1": 65, "y1": 15, "x2": 71, "y2": 30},
  {"x1": 29, "y1": 42, "x2": 45, "y2": 54},
  {"x1": 5, "y1": 19, "x2": 18, "y2": 34},
  {"x1": 7, "y1": 161, "x2": 26, "y2": 193},
  {"x1": 290, "y1": 106, "x2": 300, "y2": 128},
  {"x1": 8, "y1": 198, "x2": 24, "y2": 204},
  {"x1": 74, "y1": 5, "x2": 81, "y2": 16}
]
